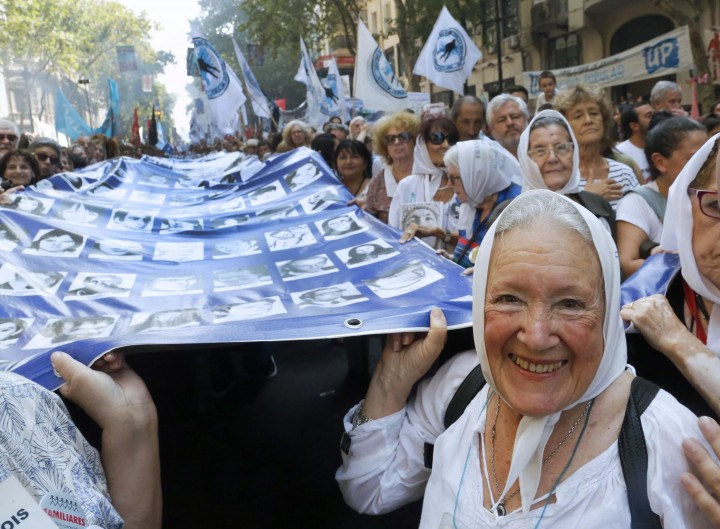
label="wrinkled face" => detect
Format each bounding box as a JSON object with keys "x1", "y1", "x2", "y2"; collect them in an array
[
  {"x1": 490, "y1": 102, "x2": 528, "y2": 154},
  {"x1": 539, "y1": 77, "x2": 557, "y2": 98},
  {"x1": 456, "y1": 103, "x2": 485, "y2": 141},
  {"x1": 654, "y1": 130, "x2": 707, "y2": 181},
  {"x1": 566, "y1": 100, "x2": 604, "y2": 147},
  {"x1": 336, "y1": 149, "x2": 366, "y2": 179},
  {"x1": 4, "y1": 155, "x2": 34, "y2": 186},
  {"x1": 39, "y1": 233, "x2": 76, "y2": 252},
  {"x1": 656, "y1": 90, "x2": 683, "y2": 111},
  {"x1": 691, "y1": 172, "x2": 720, "y2": 289},
  {"x1": 0, "y1": 126, "x2": 18, "y2": 156},
  {"x1": 483, "y1": 225, "x2": 605, "y2": 416},
  {"x1": 33, "y1": 147, "x2": 60, "y2": 178},
  {"x1": 448, "y1": 165, "x2": 467, "y2": 203},
  {"x1": 528, "y1": 124, "x2": 574, "y2": 191}
]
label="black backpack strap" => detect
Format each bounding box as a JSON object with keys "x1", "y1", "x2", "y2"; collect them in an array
[
  {"x1": 619, "y1": 376, "x2": 662, "y2": 529},
  {"x1": 424, "y1": 364, "x2": 486, "y2": 469}
]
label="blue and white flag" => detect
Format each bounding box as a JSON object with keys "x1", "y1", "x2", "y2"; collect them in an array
[
  {"x1": 354, "y1": 20, "x2": 407, "y2": 112},
  {"x1": 294, "y1": 38, "x2": 325, "y2": 128},
  {"x1": 55, "y1": 78, "x2": 120, "y2": 140},
  {"x1": 191, "y1": 23, "x2": 247, "y2": 135},
  {"x1": 413, "y1": 7, "x2": 482, "y2": 94},
  {"x1": 232, "y1": 37, "x2": 272, "y2": 120},
  {"x1": 320, "y1": 58, "x2": 349, "y2": 123},
  {"x1": 0, "y1": 149, "x2": 472, "y2": 390}
]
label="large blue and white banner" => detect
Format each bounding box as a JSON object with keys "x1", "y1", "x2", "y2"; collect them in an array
[{"x1": 0, "y1": 149, "x2": 472, "y2": 390}]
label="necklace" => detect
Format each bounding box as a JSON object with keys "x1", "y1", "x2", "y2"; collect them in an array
[
  {"x1": 345, "y1": 176, "x2": 367, "y2": 197},
  {"x1": 489, "y1": 394, "x2": 594, "y2": 516}
]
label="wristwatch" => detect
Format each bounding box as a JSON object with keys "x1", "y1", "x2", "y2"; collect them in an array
[
  {"x1": 351, "y1": 406, "x2": 373, "y2": 429},
  {"x1": 443, "y1": 230, "x2": 453, "y2": 243}
]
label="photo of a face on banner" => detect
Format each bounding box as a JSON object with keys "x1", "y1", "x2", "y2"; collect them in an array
[
  {"x1": 213, "y1": 266, "x2": 272, "y2": 292},
  {"x1": 107, "y1": 209, "x2": 156, "y2": 232},
  {"x1": 364, "y1": 260, "x2": 444, "y2": 298},
  {"x1": 2, "y1": 195, "x2": 53, "y2": 216},
  {"x1": 152, "y1": 242, "x2": 205, "y2": 262},
  {"x1": 212, "y1": 296, "x2": 286, "y2": 323},
  {"x1": 0, "y1": 222, "x2": 24, "y2": 252},
  {"x1": 158, "y1": 218, "x2": 203, "y2": 234},
  {"x1": 284, "y1": 163, "x2": 322, "y2": 190},
  {"x1": 0, "y1": 265, "x2": 65, "y2": 296},
  {"x1": 316, "y1": 212, "x2": 367, "y2": 241},
  {"x1": 23, "y1": 228, "x2": 85, "y2": 258},
  {"x1": 138, "y1": 173, "x2": 171, "y2": 187},
  {"x1": 64, "y1": 273, "x2": 135, "y2": 300},
  {"x1": 291, "y1": 282, "x2": 368, "y2": 309},
  {"x1": 0, "y1": 318, "x2": 31, "y2": 349},
  {"x1": 210, "y1": 215, "x2": 251, "y2": 229},
  {"x1": 142, "y1": 275, "x2": 202, "y2": 297},
  {"x1": 336, "y1": 239, "x2": 400, "y2": 269},
  {"x1": 300, "y1": 186, "x2": 342, "y2": 214},
  {"x1": 89, "y1": 239, "x2": 144, "y2": 261},
  {"x1": 256, "y1": 205, "x2": 299, "y2": 221},
  {"x1": 52, "y1": 202, "x2": 104, "y2": 226},
  {"x1": 128, "y1": 308, "x2": 202, "y2": 333},
  {"x1": 265, "y1": 225, "x2": 316, "y2": 251},
  {"x1": 400, "y1": 202, "x2": 442, "y2": 232},
  {"x1": 25, "y1": 315, "x2": 118, "y2": 348},
  {"x1": 249, "y1": 182, "x2": 286, "y2": 206},
  {"x1": 128, "y1": 190, "x2": 166, "y2": 205},
  {"x1": 212, "y1": 238, "x2": 261, "y2": 259},
  {"x1": 277, "y1": 255, "x2": 338, "y2": 281}
]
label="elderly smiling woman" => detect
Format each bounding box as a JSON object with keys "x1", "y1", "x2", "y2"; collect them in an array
[{"x1": 337, "y1": 190, "x2": 713, "y2": 527}]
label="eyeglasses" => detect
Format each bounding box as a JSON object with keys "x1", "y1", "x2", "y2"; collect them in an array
[
  {"x1": 527, "y1": 142, "x2": 574, "y2": 160},
  {"x1": 428, "y1": 131, "x2": 459, "y2": 146},
  {"x1": 688, "y1": 188, "x2": 720, "y2": 219},
  {"x1": 0, "y1": 134, "x2": 18, "y2": 143},
  {"x1": 34, "y1": 153, "x2": 60, "y2": 164},
  {"x1": 385, "y1": 132, "x2": 413, "y2": 145}
]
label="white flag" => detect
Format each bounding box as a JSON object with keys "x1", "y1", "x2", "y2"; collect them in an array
[
  {"x1": 413, "y1": 6, "x2": 483, "y2": 94},
  {"x1": 232, "y1": 38, "x2": 272, "y2": 120},
  {"x1": 354, "y1": 20, "x2": 407, "y2": 112},
  {"x1": 294, "y1": 38, "x2": 325, "y2": 128},
  {"x1": 190, "y1": 23, "x2": 247, "y2": 135},
  {"x1": 320, "y1": 58, "x2": 349, "y2": 122}
]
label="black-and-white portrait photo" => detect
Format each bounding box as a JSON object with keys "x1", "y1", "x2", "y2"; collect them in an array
[
  {"x1": 0, "y1": 265, "x2": 65, "y2": 296},
  {"x1": 0, "y1": 318, "x2": 31, "y2": 349},
  {"x1": 316, "y1": 213, "x2": 367, "y2": 241},
  {"x1": 141, "y1": 275, "x2": 202, "y2": 297},
  {"x1": 128, "y1": 308, "x2": 202, "y2": 333},
  {"x1": 212, "y1": 238, "x2": 261, "y2": 259},
  {"x1": 86, "y1": 182, "x2": 126, "y2": 199},
  {"x1": 248, "y1": 182, "x2": 286, "y2": 206},
  {"x1": 256, "y1": 205, "x2": 299, "y2": 220},
  {"x1": 52, "y1": 202, "x2": 104, "y2": 225},
  {"x1": 23, "y1": 228, "x2": 85, "y2": 258},
  {"x1": 0, "y1": 222, "x2": 25, "y2": 252},
  {"x1": 89, "y1": 239, "x2": 144, "y2": 261},
  {"x1": 127, "y1": 190, "x2": 166, "y2": 205},
  {"x1": 158, "y1": 218, "x2": 203, "y2": 234},
  {"x1": 213, "y1": 265, "x2": 272, "y2": 292},
  {"x1": 284, "y1": 163, "x2": 322, "y2": 190},
  {"x1": 212, "y1": 296, "x2": 286, "y2": 323},
  {"x1": 291, "y1": 282, "x2": 368, "y2": 309},
  {"x1": 64, "y1": 273, "x2": 135, "y2": 300},
  {"x1": 25, "y1": 315, "x2": 118, "y2": 348},
  {"x1": 137, "y1": 173, "x2": 172, "y2": 187},
  {"x1": 299, "y1": 186, "x2": 342, "y2": 214},
  {"x1": 364, "y1": 260, "x2": 443, "y2": 298},
  {"x1": 107, "y1": 209, "x2": 156, "y2": 232},
  {"x1": 400, "y1": 202, "x2": 443, "y2": 232},
  {"x1": 335, "y1": 239, "x2": 400, "y2": 268},
  {"x1": 210, "y1": 214, "x2": 251, "y2": 229},
  {"x1": 152, "y1": 241, "x2": 204, "y2": 262},
  {"x1": 265, "y1": 225, "x2": 316, "y2": 251},
  {"x1": 277, "y1": 254, "x2": 338, "y2": 282},
  {"x1": 2, "y1": 194, "x2": 53, "y2": 216}
]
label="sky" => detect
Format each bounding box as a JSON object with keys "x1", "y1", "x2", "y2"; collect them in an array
[{"x1": 117, "y1": 0, "x2": 202, "y2": 139}]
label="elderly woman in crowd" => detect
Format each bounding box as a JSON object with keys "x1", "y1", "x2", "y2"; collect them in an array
[
  {"x1": 517, "y1": 110, "x2": 615, "y2": 235},
  {"x1": 334, "y1": 139, "x2": 372, "y2": 201},
  {"x1": 364, "y1": 112, "x2": 420, "y2": 223},
  {"x1": 0, "y1": 148, "x2": 39, "y2": 189},
  {"x1": 554, "y1": 84, "x2": 640, "y2": 209},
  {"x1": 616, "y1": 116, "x2": 706, "y2": 278},
  {"x1": 442, "y1": 141, "x2": 521, "y2": 268},
  {"x1": 337, "y1": 190, "x2": 713, "y2": 528},
  {"x1": 389, "y1": 116, "x2": 460, "y2": 251},
  {"x1": 276, "y1": 120, "x2": 312, "y2": 153}
]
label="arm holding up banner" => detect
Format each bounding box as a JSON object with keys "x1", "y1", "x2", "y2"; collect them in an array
[{"x1": 51, "y1": 351, "x2": 162, "y2": 529}]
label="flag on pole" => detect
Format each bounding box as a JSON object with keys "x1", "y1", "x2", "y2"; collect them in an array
[
  {"x1": 232, "y1": 37, "x2": 272, "y2": 120},
  {"x1": 131, "y1": 108, "x2": 141, "y2": 147},
  {"x1": 294, "y1": 38, "x2": 325, "y2": 128},
  {"x1": 413, "y1": 7, "x2": 483, "y2": 94},
  {"x1": 149, "y1": 111, "x2": 158, "y2": 146},
  {"x1": 54, "y1": 78, "x2": 120, "y2": 141},
  {"x1": 354, "y1": 20, "x2": 407, "y2": 112},
  {"x1": 320, "y1": 58, "x2": 349, "y2": 122},
  {"x1": 190, "y1": 23, "x2": 247, "y2": 135}
]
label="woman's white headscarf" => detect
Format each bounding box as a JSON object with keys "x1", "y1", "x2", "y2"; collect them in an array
[
  {"x1": 472, "y1": 189, "x2": 627, "y2": 514},
  {"x1": 411, "y1": 136, "x2": 445, "y2": 198},
  {"x1": 455, "y1": 140, "x2": 515, "y2": 238},
  {"x1": 661, "y1": 132, "x2": 720, "y2": 354},
  {"x1": 517, "y1": 110, "x2": 581, "y2": 195}
]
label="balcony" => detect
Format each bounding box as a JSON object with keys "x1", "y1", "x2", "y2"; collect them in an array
[{"x1": 531, "y1": 0, "x2": 569, "y2": 35}]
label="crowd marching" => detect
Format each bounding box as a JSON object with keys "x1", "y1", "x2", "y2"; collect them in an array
[{"x1": 2, "y1": 54, "x2": 720, "y2": 528}]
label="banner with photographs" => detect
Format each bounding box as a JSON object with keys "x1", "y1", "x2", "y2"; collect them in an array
[{"x1": 0, "y1": 148, "x2": 472, "y2": 390}]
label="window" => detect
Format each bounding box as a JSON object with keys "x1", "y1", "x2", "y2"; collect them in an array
[
  {"x1": 548, "y1": 33, "x2": 582, "y2": 69},
  {"x1": 371, "y1": 12, "x2": 378, "y2": 34},
  {"x1": 480, "y1": 0, "x2": 519, "y2": 53}
]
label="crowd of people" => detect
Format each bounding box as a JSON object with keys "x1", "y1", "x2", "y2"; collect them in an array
[{"x1": 1, "y1": 73, "x2": 720, "y2": 527}]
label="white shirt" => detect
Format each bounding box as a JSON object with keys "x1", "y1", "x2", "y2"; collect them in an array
[
  {"x1": 579, "y1": 158, "x2": 640, "y2": 210},
  {"x1": 616, "y1": 181, "x2": 664, "y2": 243},
  {"x1": 337, "y1": 351, "x2": 714, "y2": 529},
  {"x1": 616, "y1": 140, "x2": 651, "y2": 182}
]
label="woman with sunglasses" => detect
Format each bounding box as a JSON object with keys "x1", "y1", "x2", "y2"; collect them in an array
[
  {"x1": 28, "y1": 137, "x2": 62, "y2": 181},
  {"x1": 389, "y1": 116, "x2": 461, "y2": 250},
  {"x1": 365, "y1": 112, "x2": 420, "y2": 223}
]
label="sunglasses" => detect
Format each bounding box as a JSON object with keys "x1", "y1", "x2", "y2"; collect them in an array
[
  {"x1": 34, "y1": 153, "x2": 60, "y2": 164},
  {"x1": 428, "y1": 131, "x2": 459, "y2": 146},
  {"x1": 0, "y1": 134, "x2": 18, "y2": 143},
  {"x1": 385, "y1": 132, "x2": 414, "y2": 145}
]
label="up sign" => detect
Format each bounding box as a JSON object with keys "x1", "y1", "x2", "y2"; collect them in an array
[{"x1": 643, "y1": 37, "x2": 680, "y2": 74}]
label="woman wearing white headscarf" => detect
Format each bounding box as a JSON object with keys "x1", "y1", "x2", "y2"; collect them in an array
[
  {"x1": 442, "y1": 140, "x2": 521, "y2": 268},
  {"x1": 622, "y1": 133, "x2": 720, "y2": 418},
  {"x1": 337, "y1": 190, "x2": 712, "y2": 527}
]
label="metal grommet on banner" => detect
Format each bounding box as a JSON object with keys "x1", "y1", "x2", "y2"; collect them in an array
[{"x1": 344, "y1": 318, "x2": 363, "y2": 329}]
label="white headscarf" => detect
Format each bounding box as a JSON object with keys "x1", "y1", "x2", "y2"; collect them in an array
[
  {"x1": 472, "y1": 189, "x2": 627, "y2": 513},
  {"x1": 661, "y1": 132, "x2": 720, "y2": 354},
  {"x1": 455, "y1": 140, "x2": 515, "y2": 237},
  {"x1": 411, "y1": 136, "x2": 445, "y2": 198},
  {"x1": 517, "y1": 110, "x2": 581, "y2": 195}
]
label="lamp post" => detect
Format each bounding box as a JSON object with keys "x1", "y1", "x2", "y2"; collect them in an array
[
  {"x1": 78, "y1": 76, "x2": 92, "y2": 128},
  {"x1": 494, "y1": 0, "x2": 504, "y2": 94}
]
